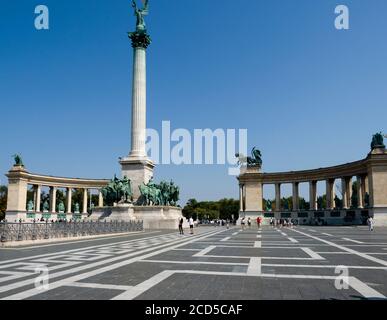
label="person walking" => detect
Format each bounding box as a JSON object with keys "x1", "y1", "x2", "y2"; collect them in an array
[
  {"x1": 241, "y1": 217, "x2": 246, "y2": 230},
  {"x1": 189, "y1": 217, "x2": 194, "y2": 234},
  {"x1": 178, "y1": 217, "x2": 184, "y2": 235},
  {"x1": 247, "y1": 217, "x2": 251, "y2": 228},
  {"x1": 368, "y1": 216, "x2": 375, "y2": 231}
]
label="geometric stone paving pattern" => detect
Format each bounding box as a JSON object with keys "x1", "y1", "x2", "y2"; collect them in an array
[{"x1": 0, "y1": 225, "x2": 387, "y2": 300}]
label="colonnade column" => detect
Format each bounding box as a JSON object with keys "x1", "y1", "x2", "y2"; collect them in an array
[
  {"x1": 275, "y1": 183, "x2": 281, "y2": 211},
  {"x1": 292, "y1": 182, "x2": 299, "y2": 211},
  {"x1": 35, "y1": 185, "x2": 41, "y2": 212},
  {"x1": 326, "y1": 179, "x2": 335, "y2": 210},
  {"x1": 343, "y1": 177, "x2": 352, "y2": 209},
  {"x1": 309, "y1": 181, "x2": 317, "y2": 210},
  {"x1": 50, "y1": 187, "x2": 57, "y2": 213},
  {"x1": 66, "y1": 188, "x2": 72, "y2": 214},
  {"x1": 83, "y1": 189, "x2": 88, "y2": 214},
  {"x1": 99, "y1": 190, "x2": 104, "y2": 208},
  {"x1": 357, "y1": 176, "x2": 365, "y2": 208},
  {"x1": 341, "y1": 178, "x2": 348, "y2": 209},
  {"x1": 239, "y1": 185, "x2": 244, "y2": 212}
]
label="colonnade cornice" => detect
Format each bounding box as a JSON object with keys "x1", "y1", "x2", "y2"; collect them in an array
[
  {"x1": 6, "y1": 167, "x2": 109, "y2": 189},
  {"x1": 238, "y1": 158, "x2": 370, "y2": 185}
]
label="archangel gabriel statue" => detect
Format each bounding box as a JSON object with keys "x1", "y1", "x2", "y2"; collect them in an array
[{"x1": 132, "y1": 0, "x2": 149, "y2": 32}]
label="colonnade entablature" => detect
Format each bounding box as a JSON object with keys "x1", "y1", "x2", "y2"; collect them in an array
[
  {"x1": 237, "y1": 147, "x2": 387, "y2": 226},
  {"x1": 5, "y1": 165, "x2": 109, "y2": 222}
]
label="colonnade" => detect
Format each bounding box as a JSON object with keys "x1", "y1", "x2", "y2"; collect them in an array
[
  {"x1": 31, "y1": 185, "x2": 104, "y2": 215},
  {"x1": 237, "y1": 148, "x2": 387, "y2": 226}
]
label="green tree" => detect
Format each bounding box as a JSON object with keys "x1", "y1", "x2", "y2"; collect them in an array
[{"x1": 0, "y1": 186, "x2": 7, "y2": 221}]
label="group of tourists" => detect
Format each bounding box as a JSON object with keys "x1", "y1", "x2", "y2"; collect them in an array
[
  {"x1": 269, "y1": 218, "x2": 293, "y2": 228},
  {"x1": 178, "y1": 216, "x2": 194, "y2": 235},
  {"x1": 240, "y1": 216, "x2": 263, "y2": 230}
]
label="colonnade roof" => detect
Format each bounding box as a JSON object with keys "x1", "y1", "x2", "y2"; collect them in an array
[
  {"x1": 6, "y1": 166, "x2": 109, "y2": 189},
  {"x1": 238, "y1": 157, "x2": 371, "y2": 184}
]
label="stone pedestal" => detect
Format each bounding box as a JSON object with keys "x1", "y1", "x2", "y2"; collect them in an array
[
  {"x1": 367, "y1": 147, "x2": 387, "y2": 226},
  {"x1": 120, "y1": 157, "x2": 154, "y2": 201},
  {"x1": 89, "y1": 205, "x2": 184, "y2": 230}
]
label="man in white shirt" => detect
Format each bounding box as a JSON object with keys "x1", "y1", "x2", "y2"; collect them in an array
[{"x1": 189, "y1": 217, "x2": 194, "y2": 234}]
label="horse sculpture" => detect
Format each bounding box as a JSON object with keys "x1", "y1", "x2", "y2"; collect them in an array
[{"x1": 235, "y1": 147, "x2": 262, "y2": 168}]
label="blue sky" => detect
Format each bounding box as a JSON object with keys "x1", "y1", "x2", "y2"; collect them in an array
[{"x1": 1, "y1": 0, "x2": 387, "y2": 204}]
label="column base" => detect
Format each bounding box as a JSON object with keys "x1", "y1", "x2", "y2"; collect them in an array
[{"x1": 120, "y1": 156, "x2": 155, "y2": 201}]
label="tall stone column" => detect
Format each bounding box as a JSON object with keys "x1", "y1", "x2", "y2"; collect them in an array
[
  {"x1": 50, "y1": 187, "x2": 57, "y2": 213},
  {"x1": 66, "y1": 188, "x2": 72, "y2": 214},
  {"x1": 275, "y1": 183, "x2": 281, "y2": 211},
  {"x1": 120, "y1": 29, "x2": 154, "y2": 201},
  {"x1": 343, "y1": 177, "x2": 352, "y2": 209},
  {"x1": 35, "y1": 185, "x2": 41, "y2": 212},
  {"x1": 309, "y1": 181, "x2": 317, "y2": 210},
  {"x1": 292, "y1": 182, "x2": 299, "y2": 211}
]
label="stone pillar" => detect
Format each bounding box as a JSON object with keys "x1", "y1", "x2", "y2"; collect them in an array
[
  {"x1": 66, "y1": 188, "x2": 72, "y2": 214},
  {"x1": 341, "y1": 178, "x2": 348, "y2": 209},
  {"x1": 239, "y1": 185, "x2": 244, "y2": 212},
  {"x1": 50, "y1": 187, "x2": 57, "y2": 213},
  {"x1": 343, "y1": 177, "x2": 352, "y2": 209},
  {"x1": 35, "y1": 185, "x2": 41, "y2": 212},
  {"x1": 244, "y1": 182, "x2": 263, "y2": 212},
  {"x1": 120, "y1": 31, "x2": 154, "y2": 201},
  {"x1": 98, "y1": 190, "x2": 104, "y2": 207},
  {"x1": 292, "y1": 182, "x2": 299, "y2": 211},
  {"x1": 83, "y1": 189, "x2": 88, "y2": 214},
  {"x1": 326, "y1": 179, "x2": 335, "y2": 210},
  {"x1": 367, "y1": 148, "x2": 387, "y2": 225},
  {"x1": 5, "y1": 166, "x2": 29, "y2": 221},
  {"x1": 309, "y1": 181, "x2": 317, "y2": 210},
  {"x1": 275, "y1": 183, "x2": 281, "y2": 211},
  {"x1": 357, "y1": 176, "x2": 365, "y2": 208}
]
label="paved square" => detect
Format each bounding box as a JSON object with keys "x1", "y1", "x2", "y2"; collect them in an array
[{"x1": 1, "y1": 226, "x2": 387, "y2": 300}]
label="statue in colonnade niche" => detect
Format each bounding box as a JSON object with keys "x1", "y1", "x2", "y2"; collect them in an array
[
  {"x1": 58, "y1": 201, "x2": 65, "y2": 213},
  {"x1": 43, "y1": 201, "x2": 49, "y2": 212},
  {"x1": 74, "y1": 203, "x2": 80, "y2": 213},
  {"x1": 265, "y1": 199, "x2": 272, "y2": 212},
  {"x1": 334, "y1": 195, "x2": 342, "y2": 209},
  {"x1": 27, "y1": 200, "x2": 34, "y2": 211}
]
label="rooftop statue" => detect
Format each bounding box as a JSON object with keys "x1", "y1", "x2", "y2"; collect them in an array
[
  {"x1": 371, "y1": 132, "x2": 385, "y2": 150},
  {"x1": 13, "y1": 154, "x2": 24, "y2": 167},
  {"x1": 132, "y1": 0, "x2": 149, "y2": 32},
  {"x1": 235, "y1": 147, "x2": 263, "y2": 168}
]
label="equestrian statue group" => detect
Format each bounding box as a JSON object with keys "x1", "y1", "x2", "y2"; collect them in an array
[{"x1": 101, "y1": 175, "x2": 180, "y2": 207}]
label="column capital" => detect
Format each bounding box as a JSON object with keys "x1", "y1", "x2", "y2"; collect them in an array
[{"x1": 128, "y1": 31, "x2": 151, "y2": 49}]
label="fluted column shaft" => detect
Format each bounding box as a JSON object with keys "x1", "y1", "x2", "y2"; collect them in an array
[
  {"x1": 309, "y1": 181, "x2": 317, "y2": 210},
  {"x1": 83, "y1": 189, "x2": 88, "y2": 214},
  {"x1": 35, "y1": 185, "x2": 41, "y2": 212},
  {"x1": 292, "y1": 182, "x2": 299, "y2": 211},
  {"x1": 50, "y1": 187, "x2": 57, "y2": 213},
  {"x1": 130, "y1": 47, "x2": 147, "y2": 158},
  {"x1": 275, "y1": 183, "x2": 281, "y2": 211},
  {"x1": 66, "y1": 188, "x2": 72, "y2": 214}
]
